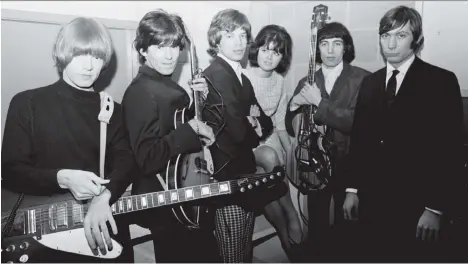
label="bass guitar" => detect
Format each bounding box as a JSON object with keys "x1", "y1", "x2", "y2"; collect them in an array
[
  {"x1": 1, "y1": 167, "x2": 285, "y2": 263},
  {"x1": 286, "y1": 4, "x2": 333, "y2": 193}
]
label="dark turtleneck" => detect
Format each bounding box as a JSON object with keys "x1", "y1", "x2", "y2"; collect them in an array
[{"x1": 2, "y1": 78, "x2": 135, "y2": 206}]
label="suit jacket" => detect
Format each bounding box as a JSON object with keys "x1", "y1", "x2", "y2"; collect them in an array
[
  {"x1": 122, "y1": 65, "x2": 201, "y2": 197},
  {"x1": 286, "y1": 63, "x2": 370, "y2": 163},
  {"x1": 202, "y1": 56, "x2": 273, "y2": 181},
  {"x1": 346, "y1": 57, "x2": 464, "y2": 223}
]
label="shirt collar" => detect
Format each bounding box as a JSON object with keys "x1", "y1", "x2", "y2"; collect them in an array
[
  {"x1": 217, "y1": 53, "x2": 242, "y2": 74},
  {"x1": 386, "y1": 54, "x2": 415, "y2": 77},
  {"x1": 321, "y1": 61, "x2": 343, "y2": 78}
]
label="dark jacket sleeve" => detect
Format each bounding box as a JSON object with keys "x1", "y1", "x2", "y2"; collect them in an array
[
  {"x1": 343, "y1": 77, "x2": 372, "y2": 191},
  {"x1": 122, "y1": 84, "x2": 201, "y2": 176},
  {"x1": 1, "y1": 92, "x2": 62, "y2": 195},
  {"x1": 253, "y1": 97, "x2": 273, "y2": 142},
  {"x1": 314, "y1": 70, "x2": 370, "y2": 134},
  {"x1": 423, "y1": 71, "x2": 464, "y2": 214},
  {"x1": 285, "y1": 78, "x2": 307, "y2": 137},
  {"x1": 203, "y1": 72, "x2": 265, "y2": 153},
  {"x1": 104, "y1": 108, "x2": 137, "y2": 205}
]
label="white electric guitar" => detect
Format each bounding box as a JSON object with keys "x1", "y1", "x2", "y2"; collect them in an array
[{"x1": 1, "y1": 167, "x2": 285, "y2": 263}]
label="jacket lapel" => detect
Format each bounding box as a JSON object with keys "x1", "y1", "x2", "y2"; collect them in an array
[{"x1": 329, "y1": 63, "x2": 352, "y2": 100}]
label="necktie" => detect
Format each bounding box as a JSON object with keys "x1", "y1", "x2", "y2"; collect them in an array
[{"x1": 386, "y1": 70, "x2": 399, "y2": 107}]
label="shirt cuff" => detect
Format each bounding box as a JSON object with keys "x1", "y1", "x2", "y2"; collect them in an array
[
  {"x1": 253, "y1": 117, "x2": 263, "y2": 137},
  {"x1": 346, "y1": 188, "x2": 358, "y2": 193},
  {"x1": 425, "y1": 207, "x2": 443, "y2": 215}
]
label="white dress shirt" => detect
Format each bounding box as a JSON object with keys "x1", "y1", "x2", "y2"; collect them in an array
[
  {"x1": 321, "y1": 61, "x2": 344, "y2": 95},
  {"x1": 218, "y1": 53, "x2": 243, "y2": 85},
  {"x1": 346, "y1": 54, "x2": 442, "y2": 215},
  {"x1": 385, "y1": 54, "x2": 415, "y2": 95}
]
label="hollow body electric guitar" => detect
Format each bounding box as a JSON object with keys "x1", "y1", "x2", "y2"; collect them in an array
[
  {"x1": 286, "y1": 4, "x2": 333, "y2": 193},
  {"x1": 1, "y1": 167, "x2": 285, "y2": 263},
  {"x1": 164, "y1": 24, "x2": 215, "y2": 229}
]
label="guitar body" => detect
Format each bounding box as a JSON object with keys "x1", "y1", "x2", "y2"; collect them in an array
[
  {"x1": 166, "y1": 108, "x2": 214, "y2": 228},
  {"x1": 1, "y1": 230, "x2": 122, "y2": 263},
  {"x1": 1, "y1": 201, "x2": 123, "y2": 263}
]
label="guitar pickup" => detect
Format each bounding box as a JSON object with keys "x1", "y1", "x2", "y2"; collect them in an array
[{"x1": 49, "y1": 204, "x2": 68, "y2": 231}]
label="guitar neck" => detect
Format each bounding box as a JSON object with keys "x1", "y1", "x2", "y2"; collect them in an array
[
  {"x1": 307, "y1": 28, "x2": 318, "y2": 86},
  {"x1": 5, "y1": 169, "x2": 284, "y2": 238},
  {"x1": 193, "y1": 90, "x2": 204, "y2": 120},
  {"x1": 109, "y1": 181, "x2": 230, "y2": 215},
  {"x1": 8, "y1": 181, "x2": 233, "y2": 237}
]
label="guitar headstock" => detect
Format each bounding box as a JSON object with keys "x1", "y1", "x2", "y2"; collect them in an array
[
  {"x1": 311, "y1": 4, "x2": 330, "y2": 31},
  {"x1": 231, "y1": 166, "x2": 285, "y2": 194}
]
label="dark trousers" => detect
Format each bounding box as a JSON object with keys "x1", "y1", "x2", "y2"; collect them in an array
[{"x1": 149, "y1": 222, "x2": 220, "y2": 263}]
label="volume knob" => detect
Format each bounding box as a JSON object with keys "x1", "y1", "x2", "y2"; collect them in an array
[
  {"x1": 20, "y1": 242, "x2": 29, "y2": 250},
  {"x1": 6, "y1": 245, "x2": 15, "y2": 252}
]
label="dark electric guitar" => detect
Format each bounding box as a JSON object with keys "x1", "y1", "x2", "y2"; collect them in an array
[
  {"x1": 1, "y1": 167, "x2": 285, "y2": 262},
  {"x1": 164, "y1": 24, "x2": 216, "y2": 229},
  {"x1": 286, "y1": 4, "x2": 333, "y2": 193}
]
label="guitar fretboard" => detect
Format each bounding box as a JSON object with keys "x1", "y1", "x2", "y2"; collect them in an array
[
  {"x1": 13, "y1": 181, "x2": 232, "y2": 236},
  {"x1": 110, "y1": 181, "x2": 230, "y2": 215}
]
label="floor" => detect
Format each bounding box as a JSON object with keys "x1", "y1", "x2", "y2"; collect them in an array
[{"x1": 129, "y1": 215, "x2": 290, "y2": 263}]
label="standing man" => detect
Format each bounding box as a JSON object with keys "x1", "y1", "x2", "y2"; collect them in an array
[
  {"x1": 203, "y1": 9, "x2": 274, "y2": 262},
  {"x1": 286, "y1": 22, "x2": 370, "y2": 261},
  {"x1": 343, "y1": 5, "x2": 464, "y2": 261},
  {"x1": 2, "y1": 17, "x2": 135, "y2": 263},
  {"x1": 121, "y1": 9, "x2": 219, "y2": 263}
]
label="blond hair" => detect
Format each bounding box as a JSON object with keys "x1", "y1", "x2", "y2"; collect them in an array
[{"x1": 53, "y1": 17, "x2": 113, "y2": 72}]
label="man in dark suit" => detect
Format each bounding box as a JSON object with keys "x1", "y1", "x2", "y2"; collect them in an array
[
  {"x1": 121, "y1": 10, "x2": 219, "y2": 263},
  {"x1": 202, "y1": 8, "x2": 274, "y2": 263},
  {"x1": 342, "y1": 6, "x2": 464, "y2": 261}
]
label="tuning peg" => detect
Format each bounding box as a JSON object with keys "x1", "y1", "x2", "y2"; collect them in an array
[
  {"x1": 263, "y1": 178, "x2": 267, "y2": 183},
  {"x1": 240, "y1": 187, "x2": 245, "y2": 192},
  {"x1": 255, "y1": 181, "x2": 260, "y2": 186},
  {"x1": 270, "y1": 175, "x2": 274, "y2": 180},
  {"x1": 248, "y1": 184, "x2": 253, "y2": 189}
]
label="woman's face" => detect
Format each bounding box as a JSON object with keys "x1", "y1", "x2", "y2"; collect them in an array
[{"x1": 257, "y1": 42, "x2": 283, "y2": 72}]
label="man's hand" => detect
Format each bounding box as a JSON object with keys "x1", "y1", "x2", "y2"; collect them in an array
[
  {"x1": 189, "y1": 76, "x2": 209, "y2": 100},
  {"x1": 250, "y1": 104, "x2": 260, "y2": 117},
  {"x1": 247, "y1": 116, "x2": 262, "y2": 137},
  {"x1": 343, "y1": 192, "x2": 359, "y2": 221},
  {"x1": 188, "y1": 119, "x2": 215, "y2": 146},
  {"x1": 416, "y1": 209, "x2": 442, "y2": 242},
  {"x1": 84, "y1": 189, "x2": 117, "y2": 255},
  {"x1": 300, "y1": 82, "x2": 322, "y2": 106},
  {"x1": 57, "y1": 169, "x2": 109, "y2": 200},
  {"x1": 289, "y1": 93, "x2": 309, "y2": 111}
]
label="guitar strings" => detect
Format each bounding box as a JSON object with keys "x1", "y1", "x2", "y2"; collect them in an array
[{"x1": 15, "y1": 173, "x2": 282, "y2": 229}]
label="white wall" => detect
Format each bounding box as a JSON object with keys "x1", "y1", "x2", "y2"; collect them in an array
[{"x1": 419, "y1": 1, "x2": 468, "y2": 94}]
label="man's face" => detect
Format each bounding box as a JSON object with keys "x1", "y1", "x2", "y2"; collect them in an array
[
  {"x1": 380, "y1": 22, "x2": 415, "y2": 68},
  {"x1": 63, "y1": 54, "x2": 104, "y2": 89},
  {"x1": 318, "y1": 37, "x2": 344, "y2": 68},
  {"x1": 141, "y1": 45, "x2": 180, "y2": 75},
  {"x1": 218, "y1": 27, "x2": 248, "y2": 62}
]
